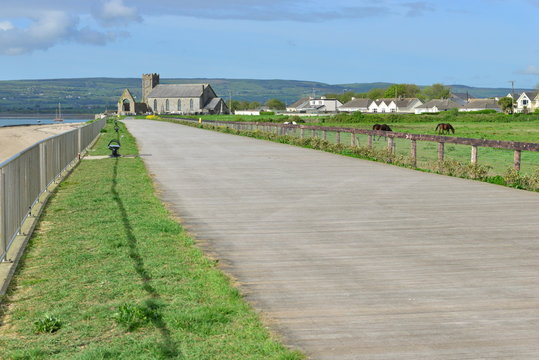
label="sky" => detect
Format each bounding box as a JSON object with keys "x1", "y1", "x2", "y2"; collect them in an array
[{"x1": 0, "y1": 0, "x2": 538, "y2": 88}]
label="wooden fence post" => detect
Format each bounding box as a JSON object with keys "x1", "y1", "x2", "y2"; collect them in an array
[
  {"x1": 471, "y1": 146, "x2": 478, "y2": 164},
  {"x1": 410, "y1": 140, "x2": 417, "y2": 167},
  {"x1": 438, "y1": 142, "x2": 445, "y2": 161},
  {"x1": 300, "y1": 128, "x2": 304, "y2": 138},
  {"x1": 323, "y1": 130, "x2": 327, "y2": 140},
  {"x1": 312, "y1": 129, "x2": 316, "y2": 138},
  {"x1": 368, "y1": 135, "x2": 373, "y2": 148},
  {"x1": 514, "y1": 150, "x2": 521, "y2": 171},
  {"x1": 336, "y1": 132, "x2": 341, "y2": 144},
  {"x1": 387, "y1": 137, "x2": 394, "y2": 154},
  {"x1": 351, "y1": 133, "x2": 356, "y2": 146}
]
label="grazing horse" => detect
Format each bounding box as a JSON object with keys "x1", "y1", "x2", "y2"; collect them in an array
[
  {"x1": 372, "y1": 124, "x2": 392, "y2": 131},
  {"x1": 436, "y1": 123, "x2": 455, "y2": 135},
  {"x1": 372, "y1": 124, "x2": 392, "y2": 141}
]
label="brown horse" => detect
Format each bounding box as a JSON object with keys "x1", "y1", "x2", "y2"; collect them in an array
[
  {"x1": 372, "y1": 124, "x2": 392, "y2": 131},
  {"x1": 372, "y1": 124, "x2": 392, "y2": 140},
  {"x1": 436, "y1": 123, "x2": 455, "y2": 135}
]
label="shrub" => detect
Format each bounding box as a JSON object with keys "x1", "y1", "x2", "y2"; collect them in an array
[{"x1": 260, "y1": 111, "x2": 275, "y2": 116}]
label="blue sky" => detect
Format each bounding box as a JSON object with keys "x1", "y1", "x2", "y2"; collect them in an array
[{"x1": 0, "y1": 0, "x2": 538, "y2": 88}]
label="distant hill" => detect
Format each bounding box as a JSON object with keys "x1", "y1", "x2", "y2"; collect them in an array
[{"x1": 0, "y1": 77, "x2": 531, "y2": 114}]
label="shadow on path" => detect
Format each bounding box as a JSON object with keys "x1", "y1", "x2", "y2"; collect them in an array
[{"x1": 111, "y1": 158, "x2": 182, "y2": 358}]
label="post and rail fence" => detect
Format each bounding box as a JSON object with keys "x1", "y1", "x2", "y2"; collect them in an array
[
  {"x1": 176, "y1": 118, "x2": 539, "y2": 171},
  {"x1": 0, "y1": 119, "x2": 105, "y2": 262}
]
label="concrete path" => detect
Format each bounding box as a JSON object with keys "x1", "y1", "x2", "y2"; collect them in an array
[{"x1": 125, "y1": 119, "x2": 539, "y2": 359}]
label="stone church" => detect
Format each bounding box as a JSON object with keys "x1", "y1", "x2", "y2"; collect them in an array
[{"x1": 118, "y1": 73, "x2": 229, "y2": 115}]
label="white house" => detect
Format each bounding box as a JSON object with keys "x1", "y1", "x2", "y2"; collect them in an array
[
  {"x1": 368, "y1": 100, "x2": 382, "y2": 113},
  {"x1": 287, "y1": 97, "x2": 342, "y2": 113},
  {"x1": 459, "y1": 99, "x2": 501, "y2": 112},
  {"x1": 515, "y1": 91, "x2": 538, "y2": 113},
  {"x1": 415, "y1": 99, "x2": 461, "y2": 114},
  {"x1": 390, "y1": 98, "x2": 423, "y2": 113},
  {"x1": 338, "y1": 98, "x2": 373, "y2": 112}
]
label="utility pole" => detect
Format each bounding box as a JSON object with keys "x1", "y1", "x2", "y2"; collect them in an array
[{"x1": 509, "y1": 80, "x2": 515, "y2": 115}]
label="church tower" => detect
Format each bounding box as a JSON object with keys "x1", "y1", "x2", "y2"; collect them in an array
[{"x1": 142, "y1": 73, "x2": 160, "y2": 104}]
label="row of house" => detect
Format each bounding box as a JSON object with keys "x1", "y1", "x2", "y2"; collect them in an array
[{"x1": 285, "y1": 91, "x2": 538, "y2": 115}]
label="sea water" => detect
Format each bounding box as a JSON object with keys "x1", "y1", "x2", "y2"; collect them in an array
[{"x1": 0, "y1": 116, "x2": 90, "y2": 127}]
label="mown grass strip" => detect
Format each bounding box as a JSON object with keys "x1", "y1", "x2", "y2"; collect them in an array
[{"x1": 0, "y1": 119, "x2": 304, "y2": 360}]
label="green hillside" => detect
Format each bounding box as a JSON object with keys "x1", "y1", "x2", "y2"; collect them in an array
[{"x1": 0, "y1": 77, "x2": 530, "y2": 114}]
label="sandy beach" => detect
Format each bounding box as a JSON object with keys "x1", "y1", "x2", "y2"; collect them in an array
[{"x1": 0, "y1": 123, "x2": 83, "y2": 163}]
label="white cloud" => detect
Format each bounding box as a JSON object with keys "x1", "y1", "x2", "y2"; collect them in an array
[
  {"x1": 0, "y1": 21, "x2": 15, "y2": 31},
  {"x1": 0, "y1": 11, "x2": 119, "y2": 55},
  {"x1": 518, "y1": 66, "x2": 539, "y2": 75},
  {"x1": 94, "y1": 0, "x2": 142, "y2": 26}
]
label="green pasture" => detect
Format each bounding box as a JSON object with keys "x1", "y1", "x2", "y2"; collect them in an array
[{"x1": 0, "y1": 119, "x2": 303, "y2": 360}]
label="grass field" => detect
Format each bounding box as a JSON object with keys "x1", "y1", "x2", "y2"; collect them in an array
[{"x1": 0, "y1": 120, "x2": 303, "y2": 359}]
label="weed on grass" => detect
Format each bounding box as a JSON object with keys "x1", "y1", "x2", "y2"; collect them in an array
[{"x1": 33, "y1": 315, "x2": 62, "y2": 334}]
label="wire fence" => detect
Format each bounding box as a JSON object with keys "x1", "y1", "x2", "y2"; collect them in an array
[
  {"x1": 0, "y1": 119, "x2": 105, "y2": 262},
  {"x1": 177, "y1": 118, "x2": 539, "y2": 175}
]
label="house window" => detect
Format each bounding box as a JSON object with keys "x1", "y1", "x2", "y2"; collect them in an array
[
  {"x1": 523, "y1": 99, "x2": 528, "y2": 105},
  {"x1": 165, "y1": 99, "x2": 169, "y2": 112},
  {"x1": 190, "y1": 99, "x2": 194, "y2": 111},
  {"x1": 153, "y1": 99, "x2": 157, "y2": 113},
  {"x1": 373, "y1": 108, "x2": 377, "y2": 113},
  {"x1": 391, "y1": 108, "x2": 396, "y2": 113},
  {"x1": 178, "y1": 99, "x2": 182, "y2": 112}
]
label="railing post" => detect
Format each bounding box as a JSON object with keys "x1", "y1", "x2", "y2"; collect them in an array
[
  {"x1": 39, "y1": 142, "x2": 46, "y2": 192},
  {"x1": 471, "y1": 145, "x2": 478, "y2": 164},
  {"x1": 336, "y1": 132, "x2": 341, "y2": 144},
  {"x1": 410, "y1": 140, "x2": 417, "y2": 167},
  {"x1": 368, "y1": 135, "x2": 373, "y2": 148},
  {"x1": 387, "y1": 137, "x2": 394, "y2": 154},
  {"x1": 438, "y1": 142, "x2": 445, "y2": 161},
  {"x1": 514, "y1": 150, "x2": 521, "y2": 171},
  {"x1": 0, "y1": 169, "x2": 6, "y2": 261}
]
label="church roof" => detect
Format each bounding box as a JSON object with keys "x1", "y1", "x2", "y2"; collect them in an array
[
  {"x1": 204, "y1": 97, "x2": 224, "y2": 111},
  {"x1": 148, "y1": 84, "x2": 210, "y2": 98}
]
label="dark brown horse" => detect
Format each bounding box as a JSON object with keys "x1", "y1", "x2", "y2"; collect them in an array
[
  {"x1": 435, "y1": 123, "x2": 455, "y2": 135},
  {"x1": 372, "y1": 124, "x2": 392, "y2": 131},
  {"x1": 372, "y1": 124, "x2": 392, "y2": 140}
]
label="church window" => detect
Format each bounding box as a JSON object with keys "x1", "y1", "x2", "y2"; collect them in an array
[
  {"x1": 178, "y1": 99, "x2": 182, "y2": 112},
  {"x1": 165, "y1": 99, "x2": 170, "y2": 112},
  {"x1": 190, "y1": 99, "x2": 194, "y2": 111},
  {"x1": 153, "y1": 99, "x2": 157, "y2": 112}
]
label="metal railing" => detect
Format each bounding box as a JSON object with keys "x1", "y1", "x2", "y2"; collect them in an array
[
  {"x1": 176, "y1": 118, "x2": 539, "y2": 172},
  {"x1": 0, "y1": 119, "x2": 105, "y2": 262}
]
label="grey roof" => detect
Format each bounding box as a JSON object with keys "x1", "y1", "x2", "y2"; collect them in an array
[
  {"x1": 392, "y1": 98, "x2": 422, "y2": 108},
  {"x1": 204, "y1": 97, "x2": 223, "y2": 110},
  {"x1": 288, "y1": 97, "x2": 310, "y2": 108},
  {"x1": 462, "y1": 99, "x2": 500, "y2": 109},
  {"x1": 520, "y1": 91, "x2": 538, "y2": 100},
  {"x1": 148, "y1": 84, "x2": 209, "y2": 98},
  {"x1": 341, "y1": 98, "x2": 373, "y2": 108},
  {"x1": 418, "y1": 99, "x2": 461, "y2": 110}
]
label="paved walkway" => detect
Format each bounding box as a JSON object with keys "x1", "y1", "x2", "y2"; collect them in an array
[{"x1": 125, "y1": 119, "x2": 539, "y2": 359}]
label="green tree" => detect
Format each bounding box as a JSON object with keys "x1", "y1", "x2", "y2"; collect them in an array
[
  {"x1": 498, "y1": 97, "x2": 514, "y2": 114},
  {"x1": 366, "y1": 88, "x2": 386, "y2": 100},
  {"x1": 266, "y1": 98, "x2": 286, "y2": 110},
  {"x1": 422, "y1": 83, "x2": 451, "y2": 100},
  {"x1": 249, "y1": 101, "x2": 261, "y2": 109},
  {"x1": 383, "y1": 84, "x2": 421, "y2": 98}
]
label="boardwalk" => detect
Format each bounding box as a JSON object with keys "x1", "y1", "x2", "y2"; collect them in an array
[{"x1": 125, "y1": 119, "x2": 539, "y2": 359}]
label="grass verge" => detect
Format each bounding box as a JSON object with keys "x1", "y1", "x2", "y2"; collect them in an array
[{"x1": 0, "y1": 119, "x2": 304, "y2": 360}]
